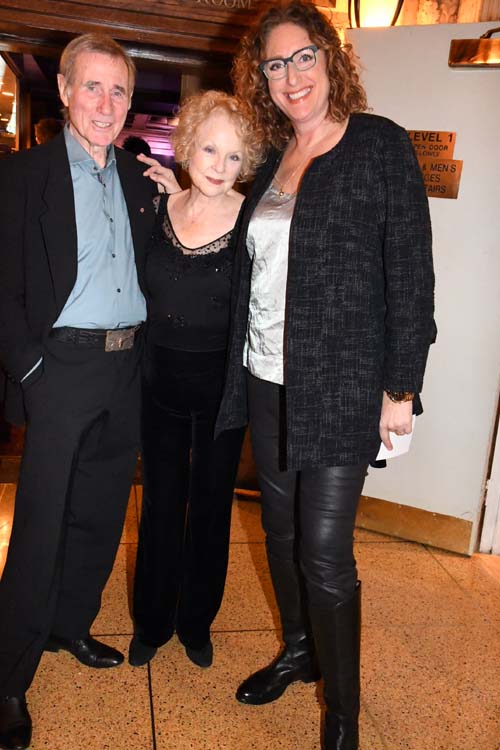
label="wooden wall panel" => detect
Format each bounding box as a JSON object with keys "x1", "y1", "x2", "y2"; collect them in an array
[
  {"x1": 0, "y1": 0, "x2": 496, "y2": 65},
  {"x1": 0, "y1": 0, "x2": 274, "y2": 56},
  {"x1": 476, "y1": 0, "x2": 500, "y2": 18}
]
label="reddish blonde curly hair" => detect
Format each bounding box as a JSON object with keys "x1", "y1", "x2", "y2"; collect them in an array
[
  {"x1": 232, "y1": 0, "x2": 367, "y2": 152},
  {"x1": 171, "y1": 90, "x2": 264, "y2": 182}
]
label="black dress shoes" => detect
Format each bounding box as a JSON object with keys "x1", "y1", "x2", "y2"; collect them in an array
[
  {"x1": 236, "y1": 642, "x2": 320, "y2": 705},
  {"x1": 45, "y1": 634, "x2": 124, "y2": 668},
  {"x1": 0, "y1": 697, "x2": 32, "y2": 750},
  {"x1": 184, "y1": 641, "x2": 213, "y2": 669},
  {"x1": 128, "y1": 636, "x2": 157, "y2": 667}
]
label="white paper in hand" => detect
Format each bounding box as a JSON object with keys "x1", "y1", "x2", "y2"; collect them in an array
[{"x1": 376, "y1": 416, "x2": 416, "y2": 461}]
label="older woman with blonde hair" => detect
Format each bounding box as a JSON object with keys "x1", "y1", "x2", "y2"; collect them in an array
[
  {"x1": 129, "y1": 90, "x2": 263, "y2": 670},
  {"x1": 215, "y1": 1, "x2": 436, "y2": 747}
]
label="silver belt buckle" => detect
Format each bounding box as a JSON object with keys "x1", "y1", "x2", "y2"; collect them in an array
[{"x1": 105, "y1": 328, "x2": 135, "y2": 352}]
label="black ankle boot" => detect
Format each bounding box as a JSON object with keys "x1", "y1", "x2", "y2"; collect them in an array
[
  {"x1": 128, "y1": 635, "x2": 158, "y2": 667},
  {"x1": 236, "y1": 552, "x2": 319, "y2": 705},
  {"x1": 185, "y1": 640, "x2": 213, "y2": 669},
  {"x1": 236, "y1": 637, "x2": 319, "y2": 705},
  {"x1": 310, "y1": 582, "x2": 361, "y2": 750}
]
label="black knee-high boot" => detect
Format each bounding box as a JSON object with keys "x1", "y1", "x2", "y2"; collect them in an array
[
  {"x1": 236, "y1": 553, "x2": 319, "y2": 704},
  {"x1": 310, "y1": 582, "x2": 361, "y2": 750}
]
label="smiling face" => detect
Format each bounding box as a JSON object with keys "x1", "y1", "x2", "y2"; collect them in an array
[
  {"x1": 57, "y1": 51, "x2": 131, "y2": 166},
  {"x1": 187, "y1": 109, "x2": 244, "y2": 197},
  {"x1": 264, "y1": 22, "x2": 330, "y2": 132}
]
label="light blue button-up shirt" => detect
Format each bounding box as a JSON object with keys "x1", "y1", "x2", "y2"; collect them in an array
[{"x1": 53, "y1": 126, "x2": 147, "y2": 329}]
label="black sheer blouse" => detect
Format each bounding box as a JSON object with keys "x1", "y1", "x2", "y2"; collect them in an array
[{"x1": 145, "y1": 194, "x2": 242, "y2": 352}]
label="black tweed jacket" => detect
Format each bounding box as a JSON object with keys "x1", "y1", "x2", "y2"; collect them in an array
[{"x1": 216, "y1": 113, "x2": 436, "y2": 469}]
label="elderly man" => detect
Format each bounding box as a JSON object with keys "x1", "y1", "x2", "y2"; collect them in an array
[{"x1": 0, "y1": 34, "x2": 156, "y2": 749}]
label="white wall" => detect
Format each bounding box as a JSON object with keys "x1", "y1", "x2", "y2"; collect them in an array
[{"x1": 347, "y1": 24, "x2": 500, "y2": 552}]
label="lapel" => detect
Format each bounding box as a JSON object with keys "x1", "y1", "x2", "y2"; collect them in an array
[
  {"x1": 38, "y1": 132, "x2": 78, "y2": 311},
  {"x1": 247, "y1": 148, "x2": 281, "y2": 216},
  {"x1": 115, "y1": 147, "x2": 136, "y2": 220},
  {"x1": 227, "y1": 148, "x2": 282, "y2": 354},
  {"x1": 232, "y1": 148, "x2": 281, "y2": 308},
  {"x1": 115, "y1": 147, "x2": 148, "y2": 265}
]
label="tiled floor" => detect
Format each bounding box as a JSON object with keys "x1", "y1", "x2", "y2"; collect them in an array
[{"x1": 1, "y1": 482, "x2": 500, "y2": 749}]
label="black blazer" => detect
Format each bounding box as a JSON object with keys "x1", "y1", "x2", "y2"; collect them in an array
[
  {"x1": 216, "y1": 113, "x2": 437, "y2": 469},
  {"x1": 0, "y1": 131, "x2": 156, "y2": 424}
]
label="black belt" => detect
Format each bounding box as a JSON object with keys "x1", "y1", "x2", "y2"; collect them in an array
[{"x1": 49, "y1": 324, "x2": 143, "y2": 351}]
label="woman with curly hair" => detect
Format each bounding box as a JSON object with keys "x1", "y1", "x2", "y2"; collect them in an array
[
  {"x1": 215, "y1": 1, "x2": 436, "y2": 747},
  {"x1": 129, "y1": 90, "x2": 263, "y2": 670}
]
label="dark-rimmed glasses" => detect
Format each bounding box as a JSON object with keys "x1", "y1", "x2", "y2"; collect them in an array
[{"x1": 259, "y1": 45, "x2": 319, "y2": 81}]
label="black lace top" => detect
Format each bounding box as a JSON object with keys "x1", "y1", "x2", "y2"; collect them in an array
[{"x1": 145, "y1": 193, "x2": 242, "y2": 352}]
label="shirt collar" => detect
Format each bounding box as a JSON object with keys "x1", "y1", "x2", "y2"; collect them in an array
[{"x1": 64, "y1": 124, "x2": 116, "y2": 172}]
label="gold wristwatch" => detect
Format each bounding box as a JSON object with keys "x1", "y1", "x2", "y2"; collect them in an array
[{"x1": 385, "y1": 390, "x2": 414, "y2": 403}]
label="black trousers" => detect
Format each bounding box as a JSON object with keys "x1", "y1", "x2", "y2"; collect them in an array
[
  {"x1": 247, "y1": 373, "x2": 367, "y2": 613},
  {"x1": 0, "y1": 335, "x2": 142, "y2": 695},
  {"x1": 133, "y1": 346, "x2": 244, "y2": 650}
]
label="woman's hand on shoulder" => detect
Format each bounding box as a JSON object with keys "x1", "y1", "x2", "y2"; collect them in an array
[
  {"x1": 379, "y1": 392, "x2": 413, "y2": 451},
  {"x1": 137, "y1": 153, "x2": 181, "y2": 194}
]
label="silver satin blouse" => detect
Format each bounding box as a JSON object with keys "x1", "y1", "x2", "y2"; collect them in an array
[{"x1": 244, "y1": 184, "x2": 297, "y2": 385}]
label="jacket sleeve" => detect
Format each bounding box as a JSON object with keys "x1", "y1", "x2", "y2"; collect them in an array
[
  {"x1": 381, "y1": 124, "x2": 437, "y2": 394},
  {"x1": 0, "y1": 157, "x2": 44, "y2": 382}
]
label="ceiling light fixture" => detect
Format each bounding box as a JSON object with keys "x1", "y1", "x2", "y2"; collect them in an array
[{"x1": 348, "y1": 0, "x2": 404, "y2": 28}]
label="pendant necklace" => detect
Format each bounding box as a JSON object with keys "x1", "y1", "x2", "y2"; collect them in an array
[
  {"x1": 274, "y1": 119, "x2": 348, "y2": 197},
  {"x1": 274, "y1": 157, "x2": 309, "y2": 197}
]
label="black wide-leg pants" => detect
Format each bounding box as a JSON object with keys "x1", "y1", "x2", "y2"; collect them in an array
[
  {"x1": 247, "y1": 373, "x2": 367, "y2": 613},
  {"x1": 0, "y1": 335, "x2": 142, "y2": 696},
  {"x1": 133, "y1": 346, "x2": 244, "y2": 651}
]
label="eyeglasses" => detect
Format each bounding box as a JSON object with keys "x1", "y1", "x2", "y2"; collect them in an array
[{"x1": 259, "y1": 45, "x2": 319, "y2": 81}]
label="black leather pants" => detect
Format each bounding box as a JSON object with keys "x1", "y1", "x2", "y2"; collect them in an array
[{"x1": 247, "y1": 373, "x2": 367, "y2": 612}]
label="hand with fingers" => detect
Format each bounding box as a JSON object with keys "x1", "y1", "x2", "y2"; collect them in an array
[
  {"x1": 379, "y1": 391, "x2": 414, "y2": 451},
  {"x1": 137, "y1": 153, "x2": 182, "y2": 194}
]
